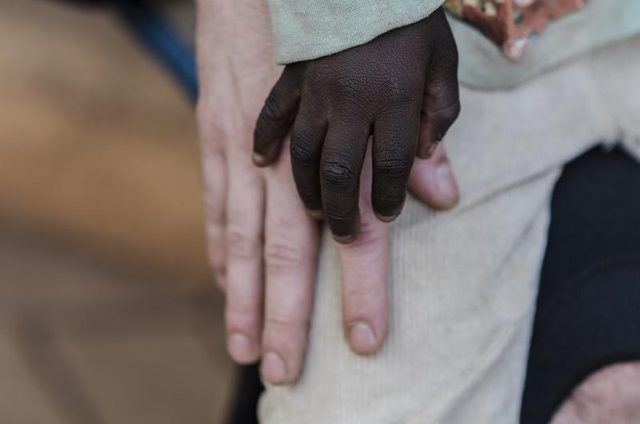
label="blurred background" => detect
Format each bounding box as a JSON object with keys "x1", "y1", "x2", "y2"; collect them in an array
[{"x1": 0, "y1": 0, "x2": 236, "y2": 422}]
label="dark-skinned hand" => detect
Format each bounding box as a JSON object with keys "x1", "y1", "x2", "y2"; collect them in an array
[{"x1": 253, "y1": 7, "x2": 460, "y2": 242}]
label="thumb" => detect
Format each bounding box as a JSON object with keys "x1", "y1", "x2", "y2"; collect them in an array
[
  {"x1": 408, "y1": 143, "x2": 459, "y2": 210},
  {"x1": 418, "y1": 13, "x2": 460, "y2": 158}
]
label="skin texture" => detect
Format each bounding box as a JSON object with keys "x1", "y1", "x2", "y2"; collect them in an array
[
  {"x1": 552, "y1": 362, "x2": 640, "y2": 423},
  {"x1": 196, "y1": 0, "x2": 459, "y2": 385},
  {"x1": 253, "y1": 8, "x2": 460, "y2": 242},
  {"x1": 196, "y1": 0, "x2": 640, "y2": 417}
]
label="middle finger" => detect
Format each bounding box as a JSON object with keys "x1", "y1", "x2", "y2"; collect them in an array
[
  {"x1": 261, "y1": 141, "x2": 319, "y2": 384},
  {"x1": 337, "y1": 147, "x2": 390, "y2": 355}
]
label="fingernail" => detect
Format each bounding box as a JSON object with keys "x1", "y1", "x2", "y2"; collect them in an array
[
  {"x1": 228, "y1": 333, "x2": 257, "y2": 364},
  {"x1": 435, "y1": 161, "x2": 459, "y2": 206},
  {"x1": 307, "y1": 210, "x2": 324, "y2": 220},
  {"x1": 375, "y1": 211, "x2": 400, "y2": 223},
  {"x1": 348, "y1": 321, "x2": 377, "y2": 354},
  {"x1": 333, "y1": 234, "x2": 355, "y2": 244},
  {"x1": 252, "y1": 152, "x2": 267, "y2": 166},
  {"x1": 261, "y1": 351, "x2": 287, "y2": 384}
]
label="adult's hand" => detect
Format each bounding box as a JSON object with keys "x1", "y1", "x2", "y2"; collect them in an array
[
  {"x1": 253, "y1": 8, "x2": 460, "y2": 243},
  {"x1": 197, "y1": 0, "x2": 459, "y2": 385}
]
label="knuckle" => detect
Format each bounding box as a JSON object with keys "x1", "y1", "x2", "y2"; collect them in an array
[
  {"x1": 332, "y1": 74, "x2": 361, "y2": 98},
  {"x1": 225, "y1": 303, "x2": 257, "y2": 333},
  {"x1": 226, "y1": 302, "x2": 254, "y2": 320},
  {"x1": 321, "y1": 160, "x2": 357, "y2": 193},
  {"x1": 375, "y1": 156, "x2": 409, "y2": 181},
  {"x1": 381, "y1": 77, "x2": 414, "y2": 104},
  {"x1": 264, "y1": 314, "x2": 293, "y2": 333},
  {"x1": 265, "y1": 310, "x2": 306, "y2": 332},
  {"x1": 226, "y1": 226, "x2": 260, "y2": 260},
  {"x1": 290, "y1": 141, "x2": 318, "y2": 166},
  {"x1": 264, "y1": 241, "x2": 303, "y2": 271}
]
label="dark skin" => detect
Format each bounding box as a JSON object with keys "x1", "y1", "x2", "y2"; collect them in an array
[{"x1": 253, "y1": 8, "x2": 460, "y2": 242}]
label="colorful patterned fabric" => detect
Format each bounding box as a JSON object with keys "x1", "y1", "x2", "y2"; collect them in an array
[{"x1": 445, "y1": 0, "x2": 585, "y2": 60}]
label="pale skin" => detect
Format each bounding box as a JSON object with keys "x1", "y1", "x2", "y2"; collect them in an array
[
  {"x1": 197, "y1": 0, "x2": 458, "y2": 384},
  {"x1": 196, "y1": 0, "x2": 640, "y2": 418}
]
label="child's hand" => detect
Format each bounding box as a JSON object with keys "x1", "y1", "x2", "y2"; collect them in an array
[{"x1": 253, "y1": 8, "x2": 460, "y2": 242}]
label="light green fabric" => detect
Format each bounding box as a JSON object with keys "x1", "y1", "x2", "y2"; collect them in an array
[
  {"x1": 269, "y1": 0, "x2": 640, "y2": 89},
  {"x1": 267, "y1": 0, "x2": 444, "y2": 64}
]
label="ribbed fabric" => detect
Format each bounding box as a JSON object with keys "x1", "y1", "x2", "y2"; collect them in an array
[
  {"x1": 258, "y1": 36, "x2": 640, "y2": 423},
  {"x1": 266, "y1": 0, "x2": 444, "y2": 64}
]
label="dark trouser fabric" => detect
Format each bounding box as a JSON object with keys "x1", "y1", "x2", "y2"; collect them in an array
[
  {"x1": 228, "y1": 364, "x2": 262, "y2": 424},
  {"x1": 229, "y1": 146, "x2": 640, "y2": 424},
  {"x1": 520, "y1": 146, "x2": 640, "y2": 423}
]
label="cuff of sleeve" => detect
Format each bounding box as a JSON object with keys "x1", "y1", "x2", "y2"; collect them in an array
[{"x1": 268, "y1": 0, "x2": 445, "y2": 64}]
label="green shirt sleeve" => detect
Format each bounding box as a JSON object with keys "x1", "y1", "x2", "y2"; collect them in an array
[{"x1": 267, "y1": 0, "x2": 445, "y2": 64}]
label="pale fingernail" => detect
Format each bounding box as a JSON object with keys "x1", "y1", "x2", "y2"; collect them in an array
[
  {"x1": 333, "y1": 234, "x2": 356, "y2": 244},
  {"x1": 374, "y1": 211, "x2": 400, "y2": 223},
  {"x1": 307, "y1": 210, "x2": 324, "y2": 220},
  {"x1": 349, "y1": 321, "x2": 377, "y2": 354},
  {"x1": 435, "y1": 162, "x2": 459, "y2": 206},
  {"x1": 261, "y1": 351, "x2": 287, "y2": 384},
  {"x1": 228, "y1": 333, "x2": 257, "y2": 364},
  {"x1": 252, "y1": 152, "x2": 267, "y2": 166}
]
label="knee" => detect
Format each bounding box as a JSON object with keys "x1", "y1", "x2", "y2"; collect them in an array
[{"x1": 551, "y1": 361, "x2": 640, "y2": 423}]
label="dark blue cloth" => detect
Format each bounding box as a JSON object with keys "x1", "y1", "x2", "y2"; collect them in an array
[
  {"x1": 521, "y1": 146, "x2": 640, "y2": 423},
  {"x1": 63, "y1": 0, "x2": 197, "y2": 101}
]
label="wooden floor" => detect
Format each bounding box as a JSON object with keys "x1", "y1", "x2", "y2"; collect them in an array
[{"x1": 0, "y1": 0, "x2": 235, "y2": 422}]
